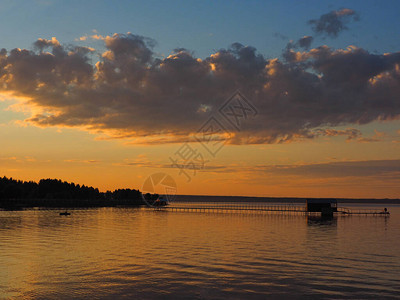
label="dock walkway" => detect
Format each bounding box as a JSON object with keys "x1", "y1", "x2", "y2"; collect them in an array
[{"x1": 152, "y1": 203, "x2": 389, "y2": 216}]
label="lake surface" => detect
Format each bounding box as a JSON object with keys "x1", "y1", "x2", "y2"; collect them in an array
[{"x1": 1, "y1": 203, "x2": 399, "y2": 299}]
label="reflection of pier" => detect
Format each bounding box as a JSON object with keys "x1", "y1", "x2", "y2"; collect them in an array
[{"x1": 152, "y1": 202, "x2": 390, "y2": 216}]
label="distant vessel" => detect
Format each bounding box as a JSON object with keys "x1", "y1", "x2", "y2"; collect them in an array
[
  {"x1": 60, "y1": 211, "x2": 71, "y2": 216},
  {"x1": 153, "y1": 196, "x2": 169, "y2": 207}
]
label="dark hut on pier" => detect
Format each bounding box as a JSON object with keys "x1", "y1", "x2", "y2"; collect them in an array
[{"x1": 306, "y1": 199, "x2": 337, "y2": 213}]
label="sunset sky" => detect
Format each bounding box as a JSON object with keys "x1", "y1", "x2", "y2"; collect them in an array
[{"x1": 1, "y1": 0, "x2": 400, "y2": 198}]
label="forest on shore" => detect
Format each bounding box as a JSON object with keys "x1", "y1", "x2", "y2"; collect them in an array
[{"x1": 0, "y1": 176, "x2": 157, "y2": 208}]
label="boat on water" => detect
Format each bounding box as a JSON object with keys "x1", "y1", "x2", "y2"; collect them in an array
[
  {"x1": 60, "y1": 211, "x2": 71, "y2": 216},
  {"x1": 153, "y1": 196, "x2": 169, "y2": 207}
]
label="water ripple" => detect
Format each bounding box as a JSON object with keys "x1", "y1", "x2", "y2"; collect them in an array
[{"x1": 0, "y1": 206, "x2": 399, "y2": 298}]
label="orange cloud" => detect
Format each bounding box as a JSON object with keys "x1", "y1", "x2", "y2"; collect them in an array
[{"x1": 64, "y1": 159, "x2": 101, "y2": 164}]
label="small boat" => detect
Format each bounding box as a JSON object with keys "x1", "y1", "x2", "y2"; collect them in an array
[
  {"x1": 153, "y1": 196, "x2": 169, "y2": 207},
  {"x1": 59, "y1": 211, "x2": 71, "y2": 216}
]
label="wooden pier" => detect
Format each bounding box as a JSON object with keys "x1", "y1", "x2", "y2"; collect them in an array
[
  {"x1": 337, "y1": 207, "x2": 390, "y2": 216},
  {"x1": 151, "y1": 202, "x2": 390, "y2": 216},
  {"x1": 158, "y1": 204, "x2": 305, "y2": 214}
]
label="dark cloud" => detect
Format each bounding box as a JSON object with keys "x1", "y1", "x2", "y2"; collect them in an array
[
  {"x1": 313, "y1": 128, "x2": 361, "y2": 141},
  {"x1": 171, "y1": 159, "x2": 400, "y2": 182},
  {"x1": 273, "y1": 32, "x2": 288, "y2": 41},
  {"x1": 357, "y1": 137, "x2": 381, "y2": 143},
  {"x1": 33, "y1": 37, "x2": 60, "y2": 52},
  {"x1": 308, "y1": 8, "x2": 359, "y2": 38},
  {"x1": 114, "y1": 156, "x2": 400, "y2": 180},
  {"x1": 297, "y1": 36, "x2": 313, "y2": 49},
  {"x1": 256, "y1": 159, "x2": 400, "y2": 178},
  {"x1": 283, "y1": 36, "x2": 314, "y2": 61},
  {"x1": 1, "y1": 33, "x2": 400, "y2": 145}
]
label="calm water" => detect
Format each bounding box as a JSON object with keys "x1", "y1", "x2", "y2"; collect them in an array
[{"x1": 1, "y1": 203, "x2": 399, "y2": 299}]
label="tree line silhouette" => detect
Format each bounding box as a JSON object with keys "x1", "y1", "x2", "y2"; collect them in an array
[{"x1": 0, "y1": 176, "x2": 157, "y2": 208}]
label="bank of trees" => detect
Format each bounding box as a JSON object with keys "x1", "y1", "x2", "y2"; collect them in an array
[{"x1": 0, "y1": 176, "x2": 147, "y2": 208}]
